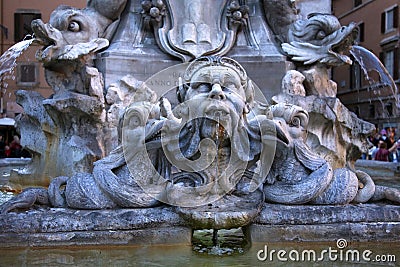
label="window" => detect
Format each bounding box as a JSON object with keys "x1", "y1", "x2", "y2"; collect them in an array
[
  {"x1": 387, "y1": 9, "x2": 394, "y2": 30},
  {"x1": 357, "y1": 22, "x2": 364, "y2": 43},
  {"x1": 380, "y1": 48, "x2": 399, "y2": 80},
  {"x1": 354, "y1": 106, "x2": 360, "y2": 117},
  {"x1": 369, "y1": 104, "x2": 375, "y2": 118},
  {"x1": 385, "y1": 102, "x2": 393, "y2": 117},
  {"x1": 381, "y1": 6, "x2": 398, "y2": 33},
  {"x1": 16, "y1": 62, "x2": 39, "y2": 87},
  {"x1": 0, "y1": 25, "x2": 8, "y2": 39},
  {"x1": 350, "y1": 63, "x2": 362, "y2": 90},
  {"x1": 14, "y1": 10, "x2": 41, "y2": 42},
  {"x1": 384, "y1": 50, "x2": 395, "y2": 78},
  {"x1": 354, "y1": 0, "x2": 362, "y2": 8}
]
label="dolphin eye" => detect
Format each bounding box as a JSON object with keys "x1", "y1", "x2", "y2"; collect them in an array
[
  {"x1": 290, "y1": 117, "x2": 301, "y2": 128},
  {"x1": 129, "y1": 116, "x2": 142, "y2": 127},
  {"x1": 68, "y1": 21, "x2": 80, "y2": 32},
  {"x1": 316, "y1": 30, "x2": 326, "y2": 39}
]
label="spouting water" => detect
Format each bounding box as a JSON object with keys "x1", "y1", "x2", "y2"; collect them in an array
[
  {"x1": 0, "y1": 37, "x2": 35, "y2": 79},
  {"x1": 192, "y1": 228, "x2": 247, "y2": 256},
  {"x1": 216, "y1": 116, "x2": 220, "y2": 180},
  {"x1": 212, "y1": 229, "x2": 218, "y2": 246},
  {"x1": 0, "y1": 37, "x2": 35, "y2": 103},
  {"x1": 350, "y1": 45, "x2": 399, "y2": 109}
]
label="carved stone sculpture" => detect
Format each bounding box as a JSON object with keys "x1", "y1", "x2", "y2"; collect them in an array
[
  {"x1": 14, "y1": 0, "x2": 128, "y2": 181},
  {"x1": 2, "y1": 56, "x2": 272, "y2": 229},
  {"x1": 2, "y1": 56, "x2": 400, "y2": 230},
  {"x1": 1, "y1": 0, "x2": 400, "y2": 246},
  {"x1": 282, "y1": 13, "x2": 358, "y2": 97},
  {"x1": 271, "y1": 11, "x2": 373, "y2": 175},
  {"x1": 153, "y1": 0, "x2": 247, "y2": 61},
  {"x1": 32, "y1": 0, "x2": 127, "y2": 95},
  {"x1": 264, "y1": 103, "x2": 399, "y2": 205}
]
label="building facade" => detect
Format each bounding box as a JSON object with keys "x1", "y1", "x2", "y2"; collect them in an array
[
  {"x1": 332, "y1": 0, "x2": 400, "y2": 135},
  {"x1": 0, "y1": 0, "x2": 85, "y2": 118}
]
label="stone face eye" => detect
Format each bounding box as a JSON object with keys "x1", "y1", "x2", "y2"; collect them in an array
[
  {"x1": 316, "y1": 30, "x2": 326, "y2": 39},
  {"x1": 290, "y1": 117, "x2": 301, "y2": 128},
  {"x1": 68, "y1": 21, "x2": 80, "y2": 32},
  {"x1": 192, "y1": 83, "x2": 211, "y2": 93}
]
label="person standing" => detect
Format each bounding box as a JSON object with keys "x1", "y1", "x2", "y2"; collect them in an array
[
  {"x1": 373, "y1": 141, "x2": 389, "y2": 161},
  {"x1": 0, "y1": 135, "x2": 5, "y2": 158},
  {"x1": 10, "y1": 135, "x2": 22, "y2": 158},
  {"x1": 379, "y1": 129, "x2": 395, "y2": 161},
  {"x1": 373, "y1": 140, "x2": 398, "y2": 162}
]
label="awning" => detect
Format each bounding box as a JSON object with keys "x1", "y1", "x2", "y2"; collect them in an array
[{"x1": 0, "y1": 117, "x2": 15, "y2": 126}]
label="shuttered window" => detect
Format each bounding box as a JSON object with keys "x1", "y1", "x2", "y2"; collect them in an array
[
  {"x1": 381, "y1": 6, "x2": 399, "y2": 33},
  {"x1": 368, "y1": 104, "x2": 375, "y2": 118},
  {"x1": 16, "y1": 63, "x2": 39, "y2": 87},
  {"x1": 350, "y1": 63, "x2": 362, "y2": 90},
  {"x1": 14, "y1": 10, "x2": 41, "y2": 42},
  {"x1": 354, "y1": 0, "x2": 362, "y2": 8},
  {"x1": 357, "y1": 22, "x2": 365, "y2": 42},
  {"x1": 385, "y1": 50, "x2": 395, "y2": 78},
  {"x1": 380, "y1": 48, "x2": 399, "y2": 80}
]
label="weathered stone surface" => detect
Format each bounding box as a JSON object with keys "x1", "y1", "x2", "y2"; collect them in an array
[
  {"x1": 249, "y1": 222, "x2": 400, "y2": 242},
  {"x1": 0, "y1": 228, "x2": 192, "y2": 247},
  {"x1": 250, "y1": 203, "x2": 400, "y2": 242},
  {"x1": 356, "y1": 159, "x2": 400, "y2": 179},
  {"x1": 0, "y1": 207, "x2": 185, "y2": 233},
  {"x1": 0, "y1": 158, "x2": 31, "y2": 168},
  {"x1": 272, "y1": 94, "x2": 375, "y2": 170},
  {"x1": 1, "y1": 203, "x2": 400, "y2": 247},
  {"x1": 176, "y1": 189, "x2": 264, "y2": 230},
  {"x1": 0, "y1": 206, "x2": 191, "y2": 247},
  {"x1": 15, "y1": 76, "x2": 108, "y2": 180},
  {"x1": 256, "y1": 203, "x2": 400, "y2": 225}
]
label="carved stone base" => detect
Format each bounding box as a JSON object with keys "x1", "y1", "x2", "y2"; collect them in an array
[
  {"x1": 1, "y1": 203, "x2": 399, "y2": 247},
  {"x1": 249, "y1": 222, "x2": 400, "y2": 243},
  {"x1": 0, "y1": 207, "x2": 191, "y2": 247},
  {"x1": 249, "y1": 203, "x2": 400, "y2": 242}
]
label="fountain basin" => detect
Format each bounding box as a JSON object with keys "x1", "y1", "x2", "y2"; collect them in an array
[
  {"x1": 0, "y1": 158, "x2": 31, "y2": 169},
  {"x1": 356, "y1": 159, "x2": 400, "y2": 179},
  {"x1": 1, "y1": 203, "x2": 400, "y2": 248}
]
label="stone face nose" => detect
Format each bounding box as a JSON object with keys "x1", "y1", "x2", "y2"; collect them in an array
[{"x1": 208, "y1": 84, "x2": 226, "y2": 100}]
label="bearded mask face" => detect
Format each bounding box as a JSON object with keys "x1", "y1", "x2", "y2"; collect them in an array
[{"x1": 181, "y1": 66, "x2": 247, "y2": 138}]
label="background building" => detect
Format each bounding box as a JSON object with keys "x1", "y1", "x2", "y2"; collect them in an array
[
  {"x1": 0, "y1": 0, "x2": 85, "y2": 119},
  {"x1": 332, "y1": 0, "x2": 399, "y2": 135}
]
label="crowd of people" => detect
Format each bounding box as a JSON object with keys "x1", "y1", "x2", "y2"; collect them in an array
[
  {"x1": 0, "y1": 134, "x2": 27, "y2": 158},
  {"x1": 1, "y1": 129, "x2": 399, "y2": 161},
  {"x1": 364, "y1": 128, "x2": 400, "y2": 162}
]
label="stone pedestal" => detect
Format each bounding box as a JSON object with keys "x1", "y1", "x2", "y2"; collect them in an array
[
  {"x1": 96, "y1": 0, "x2": 288, "y2": 101},
  {"x1": 1, "y1": 203, "x2": 399, "y2": 247},
  {"x1": 248, "y1": 203, "x2": 400, "y2": 242},
  {"x1": 0, "y1": 207, "x2": 191, "y2": 247}
]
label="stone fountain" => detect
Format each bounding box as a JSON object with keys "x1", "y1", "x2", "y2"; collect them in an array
[{"x1": 0, "y1": 0, "x2": 400, "y2": 248}]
